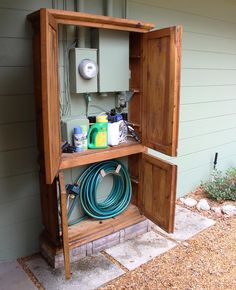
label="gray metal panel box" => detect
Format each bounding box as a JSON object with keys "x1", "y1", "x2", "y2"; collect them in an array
[
  {"x1": 61, "y1": 117, "x2": 89, "y2": 144},
  {"x1": 92, "y1": 29, "x2": 129, "y2": 92},
  {"x1": 69, "y1": 48, "x2": 98, "y2": 93}
]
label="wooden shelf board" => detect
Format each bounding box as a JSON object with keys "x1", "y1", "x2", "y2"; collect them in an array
[
  {"x1": 67, "y1": 204, "x2": 146, "y2": 249},
  {"x1": 60, "y1": 142, "x2": 146, "y2": 170}
]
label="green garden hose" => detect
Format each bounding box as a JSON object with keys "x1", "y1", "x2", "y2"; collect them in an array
[{"x1": 67, "y1": 160, "x2": 132, "y2": 225}]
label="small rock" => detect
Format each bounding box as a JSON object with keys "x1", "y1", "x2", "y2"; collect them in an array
[
  {"x1": 179, "y1": 197, "x2": 185, "y2": 203},
  {"x1": 183, "y1": 197, "x2": 198, "y2": 207},
  {"x1": 211, "y1": 207, "x2": 222, "y2": 214},
  {"x1": 222, "y1": 204, "x2": 236, "y2": 216},
  {"x1": 197, "y1": 199, "x2": 210, "y2": 211},
  {"x1": 183, "y1": 242, "x2": 189, "y2": 247}
]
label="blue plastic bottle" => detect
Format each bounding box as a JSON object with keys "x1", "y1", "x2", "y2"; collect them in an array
[{"x1": 73, "y1": 126, "x2": 83, "y2": 152}]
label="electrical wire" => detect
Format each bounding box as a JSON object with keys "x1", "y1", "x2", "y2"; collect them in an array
[
  {"x1": 60, "y1": 0, "x2": 77, "y2": 117},
  {"x1": 85, "y1": 94, "x2": 111, "y2": 117}
]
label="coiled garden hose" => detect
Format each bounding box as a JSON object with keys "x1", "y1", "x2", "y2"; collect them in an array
[{"x1": 67, "y1": 160, "x2": 132, "y2": 225}]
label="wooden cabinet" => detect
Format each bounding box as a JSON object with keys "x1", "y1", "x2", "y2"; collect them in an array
[{"x1": 28, "y1": 8, "x2": 182, "y2": 279}]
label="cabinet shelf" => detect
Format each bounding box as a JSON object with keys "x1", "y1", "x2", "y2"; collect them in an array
[
  {"x1": 59, "y1": 141, "x2": 146, "y2": 170},
  {"x1": 67, "y1": 204, "x2": 145, "y2": 248}
]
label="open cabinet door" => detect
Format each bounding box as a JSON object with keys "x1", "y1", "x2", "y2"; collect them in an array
[
  {"x1": 142, "y1": 26, "x2": 182, "y2": 156},
  {"x1": 140, "y1": 153, "x2": 177, "y2": 233},
  {"x1": 40, "y1": 9, "x2": 61, "y2": 183}
]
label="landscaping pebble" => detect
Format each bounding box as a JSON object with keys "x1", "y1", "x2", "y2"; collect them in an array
[
  {"x1": 197, "y1": 199, "x2": 210, "y2": 211},
  {"x1": 222, "y1": 204, "x2": 236, "y2": 216},
  {"x1": 179, "y1": 197, "x2": 185, "y2": 203},
  {"x1": 183, "y1": 197, "x2": 198, "y2": 207},
  {"x1": 182, "y1": 242, "x2": 189, "y2": 247},
  {"x1": 211, "y1": 207, "x2": 222, "y2": 214}
]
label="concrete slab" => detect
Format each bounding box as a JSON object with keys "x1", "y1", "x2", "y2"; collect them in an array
[
  {"x1": 105, "y1": 231, "x2": 177, "y2": 270},
  {"x1": 0, "y1": 261, "x2": 37, "y2": 290},
  {"x1": 150, "y1": 205, "x2": 216, "y2": 242},
  {"x1": 26, "y1": 254, "x2": 124, "y2": 290}
]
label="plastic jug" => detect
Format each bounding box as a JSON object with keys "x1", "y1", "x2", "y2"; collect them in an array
[{"x1": 88, "y1": 115, "x2": 108, "y2": 149}]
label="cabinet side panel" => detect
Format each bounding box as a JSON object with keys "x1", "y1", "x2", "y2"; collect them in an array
[
  {"x1": 128, "y1": 153, "x2": 141, "y2": 206},
  {"x1": 32, "y1": 21, "x2": 60, "y2": 246},
  {"x1": 39, "y1": 172, "x2": 60, "y2": 246},
  {"x1": 129, "y1": 32, "x2": 142, "y2": 136},
  {"x1": 40, "y1": 10, "x2": 61, "y2": 183}
]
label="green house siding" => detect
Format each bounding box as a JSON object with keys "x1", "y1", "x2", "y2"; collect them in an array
[
  {"x1": 0, "y1": 1, "x2": 49, "y2": 261},
  {"x1": 0, "y1": 0, "x2": 235, "y2": 260},
  {"x1": 128, "y1": 0, "x2": 236, "y2": 195}
]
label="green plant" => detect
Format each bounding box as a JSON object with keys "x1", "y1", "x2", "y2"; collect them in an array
[{"x1": 201, "y1": 167, "x2": 236, "y2": 201}]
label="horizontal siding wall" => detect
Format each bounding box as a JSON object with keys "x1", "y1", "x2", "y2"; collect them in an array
[
  {"x1": 128, "y1": 0, "x2": 236, "y2": 196},
  {"x1": 0, "y1": 0, "x2": 54, "y2": 261}
]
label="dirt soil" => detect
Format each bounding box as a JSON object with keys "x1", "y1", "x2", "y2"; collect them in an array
[{"x1": 100, "y1": 190, "x2": 236, "y2": 290}]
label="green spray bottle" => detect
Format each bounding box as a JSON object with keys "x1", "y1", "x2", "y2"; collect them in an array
[{"x1": 88, "y1": 115, "x2": 108, "y2": 149}]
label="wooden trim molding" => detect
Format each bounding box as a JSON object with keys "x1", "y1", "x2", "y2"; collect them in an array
[{"x1": 28, "y1": 8, "x2": 155, "y2": 33}]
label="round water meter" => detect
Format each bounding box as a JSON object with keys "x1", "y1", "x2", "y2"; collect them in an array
[{"x1": 78, "y1": 59, "x2": 98, "y2": 80}]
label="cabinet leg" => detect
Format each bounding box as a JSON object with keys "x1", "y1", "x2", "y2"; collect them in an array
[{"x1": 59, "y1": 172, "x2": 71, "y2": 279}]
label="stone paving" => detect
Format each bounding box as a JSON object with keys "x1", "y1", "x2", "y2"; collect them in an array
[
  {"x1": 25, "y1": 254, "x2": 124, "y2": 290},
  {"x1": 149, "y1": 205, "x2": 216, "y2": 242},
  {"x1": 105, "y1": 231, "x2": 177, "y2": 270},
  {"x1": 0, "y1": 261, "x2": 37, "y2": 290},
  {"x1": 0, "y1": 205, "x2": 216, "y2": 290}
]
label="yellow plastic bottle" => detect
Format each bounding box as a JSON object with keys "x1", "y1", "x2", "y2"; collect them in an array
[{"x1": 88, "y1": 115, "x2": 108, "y2": 149}]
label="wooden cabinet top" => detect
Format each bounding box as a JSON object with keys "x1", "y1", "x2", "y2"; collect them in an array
[{"x1": 28, "y1": 8, "x2": 155, "y2": 33}]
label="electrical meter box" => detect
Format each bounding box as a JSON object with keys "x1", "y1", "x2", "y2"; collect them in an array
[
  {"x1": 61, "y1": 116, "x2": 89, "y2": 144},
  {"x1": 92, "y1": 29, "x2": 129, "y2": 92},
  {"x1": 69, "y1": 48, "x2": 98, "y2": 93}
]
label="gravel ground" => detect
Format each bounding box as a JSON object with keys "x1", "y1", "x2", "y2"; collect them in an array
[
  {"x1": 100, "y1": 192, "x2": 236, "y2": 290},
  {"x1": 20, "y1": 190, "x2": 236, "y2": 290}
]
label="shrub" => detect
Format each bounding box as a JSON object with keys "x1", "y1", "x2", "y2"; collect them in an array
[{"x1": 201, "y1": 167, "x2": 236, "y2": 201}]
